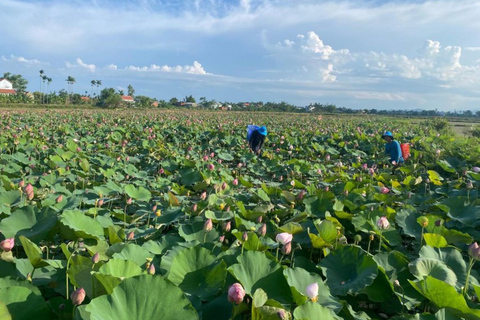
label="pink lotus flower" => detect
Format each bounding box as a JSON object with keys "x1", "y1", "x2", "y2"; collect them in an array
[
  {"x1": 377, "y1": 216, "x2": 390, "y2": 230},
  {"x1": 203, "y1": 219, "x2": 213, "y2": 232},
  {"x1": 306, "y1": 283, "x2": 319, "y2": 302},
  {"x1": 276, "y1": 233, "x2": 293, "y2": 245},
  {"x1": 228, "y1": 283, "x2": 245, "y2": 304},
  {"x1": 380, "y1": 187, "x2": 390, "y2": 194},
  {"x1": 0, "y1": 238, "x2": 15, "y2": 252},
  {"x1": 469, "y1": 242, "x2": 480, "y2": 261},
  {"x1": 71, "y1": 287, "x2": 86, "y2": 306}
]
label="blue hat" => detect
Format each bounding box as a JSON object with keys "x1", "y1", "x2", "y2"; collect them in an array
[
  {"x1": 258, "y1": 126, "x2": 267, "y2": 136},
  {"x1": 382, "y1": 131, "x2": 394, "y2": 139}
]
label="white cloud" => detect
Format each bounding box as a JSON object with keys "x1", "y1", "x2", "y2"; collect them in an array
[
  {"x1": 1, "y1": 54, "x2": 43, "y2": 65},
  {"x1": 66, "y1": 58, "x2": 96, "y2": 72},
  {"x1": 124, "y1": 61, "x2": 208, "y2": 74},
  {"x1": 107, "y1": 64, "x2": 118, "y2": 70},
  {"x1": 465, "y1": 47, "x2": 480, "y2": 52}
]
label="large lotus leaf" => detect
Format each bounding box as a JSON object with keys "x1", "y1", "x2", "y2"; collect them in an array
[
  {"x1": 0, "y1": 277, "x2": 42, "y2": 296},
  {"x1": 409, "y1": 258, "x2": 457, "y2": 287},
  {"x1": 60, "y1": 210, "x2": 104, "y2": 240},
  {"x1": 98, "y1": 259, "x2": 144, "y2": 279},
  {"x1": 283, "y1": 267, "x2": 341, "y2": 311},
  {"x1": 423, "y1": 234, "x2": 448, "y2": 248},
  {"x1": 179, "y1": 217, "x2": 220, "y2": 243},
  {"x1": 0, "y1": 286, "x2": 51, "y2": 320},
  {"x1": 228, "y1": 251, "x2": 292, "y2": 304},
  {"x1": 0, "y1": 190, "x2": 22, "y2": 215},
  {"x1": 179, "y1": 168, "x2": 203, "y2": 186},
  {"x1": 419, "y1": 245, "x2": 478, "y2": 290},
  {"x1": 124, "y1": 185, "x2": 151, "y2": 202},
  {"x1": 84, "y1": 275, "x2": 198, "y2": 320},
  {"x1": 440, "y1": 197, "x2": 480, "y2": 226},
  {"x1": 0, "y1": 206, "x2": 57, "y2": 243},
  {"x1": 18, "y1": 235, "x2": 49, "y2": 268},
  {"x1": 319, "y1": 245, "x2": 378, "y2": 296},
  {"x1": 168, "y1": 246, "x2": 226, "y2": 300},
  {"x1": 112, "y1": 244, "x2": 154, "y2": 268},
  {"x1": 410, "y1": 276, "x2": 480, "y2": 320},
  {"x1": 395, "y1": 208, "x2": 422, "y2": 239},
  {"x1": 293, "y1": 301, "x2": 337, "y2": 320},
  {"x1": 0, "y1": 301, "x2": 11, "y2": 320},
  {"x1": 0, "y1": 260, "x2": 17, "y2": 278}
]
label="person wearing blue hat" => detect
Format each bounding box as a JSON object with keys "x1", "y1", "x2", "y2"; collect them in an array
[
  {"x1": 249, "y1": 126, "x2": 267, "y2": 155},
  {"x1": 382, "y1": 131, "x2": 404, "y2": 166}
]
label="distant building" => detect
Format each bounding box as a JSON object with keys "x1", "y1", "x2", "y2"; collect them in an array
[
  {"x1": 0, "y1": 78, "x2": 17, "y2": 95},
  {"x1": 151, "y1": 101, "x2": 159, "y2": 107},
  {"x1": 81, "y1": 96, "x2": 90, "y2": 102},
  {"x1": 121, "y1": 95, "x2": 135, "y2": 103}
]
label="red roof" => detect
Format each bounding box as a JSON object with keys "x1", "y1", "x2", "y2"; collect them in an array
[
  {"x1": 81, "y1": 96, "x2": 90, "y2": 101},
  {"x1": 121, "y1": 95, "x2": 134, "y2": 101},
  {"x1": 0, "y1": 89, "x2": 16, "y2": 94}
]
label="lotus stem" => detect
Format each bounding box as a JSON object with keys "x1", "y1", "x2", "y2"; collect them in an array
[
  {"x1": 378, "y1": 231, "x2": 383, "y2": 253},
  {"x1": 421, "y1": 227, "x2": 425, "y2": 246},
  {"x1": 464, "y1": 258, "x2": 475, "y2": 296}
]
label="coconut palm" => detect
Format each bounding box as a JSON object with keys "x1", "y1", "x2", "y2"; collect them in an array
[
  {"x1": 91, "y1": 80, "x2": 96, "y2": 96},
  {"x1": 95, "y1": 80, "x2": 102, "y2": 96}
]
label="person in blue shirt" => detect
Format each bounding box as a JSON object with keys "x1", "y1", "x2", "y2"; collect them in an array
[
  {"x1": 382, "y1": 131, "x2": 404, "y2": 166},
  {"x1": 249, "y1": 126, "x2": 267, "y2": 156}
]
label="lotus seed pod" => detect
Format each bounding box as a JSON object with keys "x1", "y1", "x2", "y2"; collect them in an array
[
  {"x1": 418, "y1": 216, "x2": 429, "y2": 228},
  {"x1": 228, "y1": 283, "x2": 245, "y2": 304},
  {"x1": 354, "y1": 234, "x2": 362, "y2": 243},
  {"x1": 71, "y1": 288, "x2": 86, "y2": 306}
]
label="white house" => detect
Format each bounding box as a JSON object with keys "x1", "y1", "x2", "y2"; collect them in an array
[{"x1": 0, "y1": 78, "x2": 16, "y2": 95}]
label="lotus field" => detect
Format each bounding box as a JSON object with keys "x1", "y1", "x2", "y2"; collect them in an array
[{"x1": 2, "y1": 109, "x2": 480, "y2": 320}]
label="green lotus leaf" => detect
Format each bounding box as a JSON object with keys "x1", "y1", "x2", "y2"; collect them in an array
[
  {"x1": 410, "y1": 276, "x2": 480, "y2": 320},
  {"x1": 18, "y1": 235, "x2": 49, "y2": 268},
  {"x1": 228, "y1": 251, "x2": 292, "y2": 304},
  {"x1": 112, "y1": 244, "x2": 154, "y2": 268},
  {"x1": 0, "y1": 206, "x2": 57, "y2": 243},
  {"x1": 0, "y1": 300, "x2": 11, "y2": 320},
  {"x1": 179, "y1": 216, "x2": 220, "y2": 243},
  {"x1": 0, "y1": 190, "x2": 22, "y2": 215},
  {"x1": 0, "y1": 286, "x2": 51, "y2": 320},
  {"x1": 283, "y1": 267, "x2": 341, "y2": 311},
  {"x1": 124, "y1": 184, "x2": 151, "y2": 202},
  {"x1": 293, "y1": 301, "x2": 337, "y2": 320},
  {"x1": 98, "y1": 258, "x2": 144, "y2": 279},
  {"x1": 409, "y1": 258, "x2": 457, "y2": 287},
  {"x1": 423, "y1": 234, "x2": 448, "y2": 248},
  {"x1": 85, "y1": 275, "x2": 198, "y2": 320},
  {"x1": 319, "y1": 245, "x2": 378, "y2": 296},
  {"x1": 168, "y1": 246, "x2": 226, "y2": 300},
  {"x1": 60, "y1": 210, "x2": 105, "y2": 240},
  {"x1": 0, "y1": 277, "x2": 42, "y2": 296}
]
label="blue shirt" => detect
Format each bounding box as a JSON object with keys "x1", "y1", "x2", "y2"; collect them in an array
[{"x1": 385, "y1": 140, "x2": 404, "y2": 164}]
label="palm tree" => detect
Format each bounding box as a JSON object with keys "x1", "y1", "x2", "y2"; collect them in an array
[
  {"x1": 42, "y1": 75, "x2": 48, "y2": 104},
  {"x1": 91, "y1": 80, "x2": 96, "y2": 96},
  {"x1": 65, "y1": 76, "x2": 76, "y2": 104},
  {"x1": 39, "y1": 70, "x2": 44, "y2": 104},
  {"x1": 46, "y1": 78, "x2": 52, "y2": 104},
  {"x1": 95, "y1": 80, "x2": 102, "y2": 96}
]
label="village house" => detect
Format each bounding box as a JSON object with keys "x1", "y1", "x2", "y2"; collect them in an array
[
  {"x1": 0, "y1": 78, "x2": 17, "y2": 95},
  {"x1": 121, "y1": 95, "x2": 135, "y2": 103}
]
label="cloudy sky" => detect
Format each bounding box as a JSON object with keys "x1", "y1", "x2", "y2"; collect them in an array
[{"x1": 1, "y1": 0, "x2": 480, "y2": 110}]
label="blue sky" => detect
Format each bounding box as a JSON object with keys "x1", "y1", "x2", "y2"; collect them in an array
[{"x1": 1, "y1": 0, "x2": 480, "y2": 110}]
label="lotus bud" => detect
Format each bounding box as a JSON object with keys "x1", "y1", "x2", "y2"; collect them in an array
[
  {"x1": 290, "y1": 180, "x2": 295, "y2": 187},
  {"x1": 200, "y1": 191, "x2": 207, "y2": 200},
  {"x1": 148, "y1": 263, "x2": 156, "y2": 275},
  {"x1": 18, "y1": 180, "x2": 25, "y2": 188},
  {"x1": 221, "y1": 182, "x2": 227, "y2": 190},
  {"x1": 232, "y1": 178, "x2": 239, "y2": 186},
  {"x1": 316, "y1": 168, "x2": 322, "y2": 174},
  {"x1": 237, "y1": 162, "x2": 243, "y2": 168},
  {"x1": 306, "y1": 283, "x2": 319, "y2": 302},
  {"x1": 26, "y1": 273, "x2": 32, "y2": 282},
  {"x1": 325, "y1": 154, "x2": 330, "y2": 161},
  {"x1": 425, "y1": 178, "x2": 430, "y2": 184},
  {"x1": 71, "y1": 287, "x2": 86, "y2": 306},
  {"x1": 256, "y1": 216, "x2": 263, "y2": 224},
  {"x1": 418, "y1": 216, "x2": 429, "y2": 228},
  {"x1": 223, "y1": 221, "x2": 231, "y2": 232},
  {"x1": 225, "y1": 206, "x2": 230, "y2": 212},
  {"x1": 207, "y1": 164, "x2": 215, "y2": 171},
  {"x1": 56, "y1": 194, "x2": 63, "y2": 203},
  {"x1": 152, "y1": 205, "x2": 157, "y2": 212},
  {"x1": 394, "y1": 280, "x2": 400, "y2": 287},
  {"x1": 469, "y1": 242, "x2": 480, "y2": 261},
  {"x1": 297, "y1": 190, "x2": 306, "y2": 200},
  {"x1": 204, "y1": 219, "x2": 213, "y2": 232},
  {"x1": 369, "y1": 233, "x2": 375, "y2": 241},
  {"x1": 467, "y1": 181, "x2": 474, "y2": 189},
  {"x1": 98, "y1": 199, "x2": 104, "y2": 207},
  {"x1": 473, "y1": 167, "x2": 480, "y2": 172},
  {"x1": 276, "y1": 233, "x2": 293, "y2": 245},
  {"x1": 242, "y1": 232, "x2": 248, "y2": 242},
  {"x1": 435, "y1": 149, "x2": 441, "y2": 156},
  {"x1": 258, "y1": 223, "x2": 267, "y2": 237},
  {"x1": 0, "y1": 238, "x2": 15, "y2": 252},
  {"x1": 159, "y1": 168, "x2": 165, "y2": 174},
  {"x1": 354, "y1": 234, "x2": 362, "y2": 243},
  {"x1": 325, "y1": 186, "x2": 329, "y2": 192},
  {"x1": 380, "y1": 187, "x2": 390, "y2": 194},
  {"x1": 219, "y1": 235, "x2": 225, "y2": 243},
  {"x1": 277, "y1": 310, "x2": 288, "y2": 320},
  {"x1": 24, "y1": 183, "x2": 33, "y2": 195},
  {"x1": 192, "y1": 203, "x2": 198, "y2": 212},
  {"x1": 228, "y1": 283, "x2": 245, "y2": 304},
  {"x1": 282, "y1": 242, "x2": 292, "y2": 255},
  {"x1": 377, "y1": 216, "x2": 390, "y2": 230},
  {"x1": 91, "y1": 252, "x2": 100, "y2": 264},
  {"x1": 127, "y1": 231, "x2": 135, "y2": 241},
  {"x1": 279, "y1": 176, "x2": 283, "y2": 182},
  {"x1": 126, "y1": 198, "x2": 132, "y2": 205}
]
